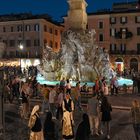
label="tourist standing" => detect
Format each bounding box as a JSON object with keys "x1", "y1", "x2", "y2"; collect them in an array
[
  {"x1": 132, "y1": 74, "x2": 138, "y2": 94},
  {"x1": 21, "y1": 82, "x2": 30, "y2": 119},
  {"x1": 65, "y1": 79, "x2": 72, "y2": 94},
  {"x1": 102, "y1": 79, "x2": 109, "y2": 96},
  {"x1": 60, "y1": 77, "x2": 66, "y2": 92},
  {"x1": 95, "y1": 79, "x2": 100, "y2": 94},
  {"x1": 87, "y1": 93, "x2": 100, "y2": 136},
  {"x1": 62, "y1": 93, "x2": 74, "y2": 140},
  {"x1": 11, "y1": 77, "x2": 20, "y2": 103},
  {"x1": 131, "y1": 100, "x2": 140, "y2": 140},
  {"x1": 101, "y1": 96, "x2": 112, "y2": 139},
  {"x1": 75, "y1": 113, "x2": 91, "y2": 140},
  {"x1": 114, "y1": 77, "x2": 119, "y2": 95},
  {"x1": 49, "y1": 86, "x2": 57, "y2": 118},
  {"x1": 81, "y1": 83, "x2": 88, "y2": 92},
  {"x1": 56, "y1": 88, "x2": 64, "y2": 120},
  {"x1": 41, "y1": 84, "x2": 50, "y2": 114},
  {"x1": 28, "y1": 105, "x2": 44, "y2": 140},
  {"x1": 74, "y1": 83, "x2": 83, "y2": 111},
  {"x1": 4, "y1": 82, "x2": 11, "y2": 103}
]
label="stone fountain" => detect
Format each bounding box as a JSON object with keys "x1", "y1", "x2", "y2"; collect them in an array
[{"x1": 38, "y1": 0, "x2": 114, "y2": 82}]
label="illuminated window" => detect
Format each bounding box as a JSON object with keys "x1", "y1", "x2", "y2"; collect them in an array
[
  {"x1": 120, "y1": 17, "x2": 127, "y2": 24},
  {"x1": 17, "y1": 25, "x2": 22, "y2": 32},
  {"x1": 25, "y1": 25, "x2": 31, "y2": 31},
  {"x1": 135, "y1": 16, "x2": 140, "y2": 23},
  {"x1": 34, "y1": 24, "x2": 40, "y2": 31},
  {"x1": 110, "y1": 17, "x2": 116, "y2": 24},
  {"x1": 110, "y1": 44, "x2": 116, "y2": 51},
  {"x1": 120, "y1": 44, "x2": 126, "y2": 53},
  {"x1": 110, "y1": 28, "x2": 116, "y2": 37}
]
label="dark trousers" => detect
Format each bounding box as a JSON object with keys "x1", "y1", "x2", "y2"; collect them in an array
[
  {"x1": 11, "y1": 90, "x2": 20, "y2": 103},
  {"x1": 138, "y1": 84, "x2": 140, "y2": 94},
  {"x1": 56, "y1": 106, "x2": 63, "y2": 120},
  {"x1": 110, "y1": 88, "x2": 114, "y2": 95},
  {"x1": 133, "y1": 124, "x2": 140, "y2": 140},
  {"x1": 66, "y1": 88, "x2": 71, "y2": 94},
  {"x1": 114, "y1": 86, "x2": 118, "y2": 95}
]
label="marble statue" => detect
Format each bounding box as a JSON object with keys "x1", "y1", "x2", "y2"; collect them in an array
[{"x1": 38, "y1": 0, "x2": 115, "y2": 81}]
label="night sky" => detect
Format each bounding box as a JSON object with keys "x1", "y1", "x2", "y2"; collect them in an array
[{"x1": 0, "y1": 0, "x2": 137, "y2": 21}]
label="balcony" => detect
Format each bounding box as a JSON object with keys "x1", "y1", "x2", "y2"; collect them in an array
[
  {"x1": 115, "y1": 30, "x2": 133, "y2": 40},
  {"x1": 110, "y1": 50, "x2": 140, "y2": 55}
]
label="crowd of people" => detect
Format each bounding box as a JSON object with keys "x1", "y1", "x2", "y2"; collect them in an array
[
  {"x1": 27, "y1": 81, "x2": 113, "y2": 140},
  {"x1": 20, "y1": 77, "x2": 113, "y2": 140},
  {"x1": 3, "y1": 74, "x2": 113, "y2": 140},
  {"x1": 2, "y1": 65, "x2": 140, "y2": 140}
]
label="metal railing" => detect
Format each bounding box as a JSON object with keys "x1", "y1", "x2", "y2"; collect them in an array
[{"x1": 110, "y1": 50, "x2": 140, "y2": 55}]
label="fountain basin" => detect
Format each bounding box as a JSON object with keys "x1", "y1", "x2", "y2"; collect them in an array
[{"x1": 37, "y1": 74, "x2": 133, "y2": 87}]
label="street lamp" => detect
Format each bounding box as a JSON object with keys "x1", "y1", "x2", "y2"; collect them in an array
[
  {"x1": 19, "y1": 43, "x2": 24, "y2": 50},
  {"x1": 19, "y1": 43, "x2": 24, "y2": 70}
]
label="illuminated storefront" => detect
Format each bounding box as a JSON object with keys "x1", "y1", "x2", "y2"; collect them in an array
[
  {"x1": 115, "y1": 58, "x2": 124, "y2": 72},
  {"x1": 0, "y1": 59, "x2": 40, "y2": 68},
  {"x1": 20, "y1": 59, "x2": 40, "y2": 68}
]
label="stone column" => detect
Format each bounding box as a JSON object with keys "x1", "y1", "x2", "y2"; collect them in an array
[{"x1": 67, "y1": 0, "x2": 88, "y2": 31}]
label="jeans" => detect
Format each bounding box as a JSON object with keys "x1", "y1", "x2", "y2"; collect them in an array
[
  {"x1": 41, "y1": 99, "x2": 49, "y2": 113},
  {"x1": 49, "y1": 103, "x2": 56, "y2": 117},
  {"x1": 89, "y1": 115, "x2": 99, "y2": 135},
  {"x1": 56, "y1": 106, "x2": 63, "y2": 120},
  {"x1": 75, "y1": 96, "x2": 82, "y2": 111}
]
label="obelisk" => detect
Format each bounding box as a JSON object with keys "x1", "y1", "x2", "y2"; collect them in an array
[{"x1": 67, "y1": 0, "x2": 88, "y2": 31}]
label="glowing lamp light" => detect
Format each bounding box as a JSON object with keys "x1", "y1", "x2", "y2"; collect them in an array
[{"x1": 19, "y1": 44, "x2": 24, "y2": 50}]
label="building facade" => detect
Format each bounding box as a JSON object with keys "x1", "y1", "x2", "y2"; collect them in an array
[
  {"x1": 64, "y1": 1, "x2": 140, "y2": 72},
  {"x1": 0, "y1": 13, "x2": 64, "y2": 67},
  {"x1": 109, "y1": 10, "x2": 140, "y2": 72}
]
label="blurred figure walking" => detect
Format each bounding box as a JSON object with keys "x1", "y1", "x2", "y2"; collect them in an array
[
  {"x1": 131, "y1": 100, "x2": 140, "y2": 140},
  {"x1": 101, "y1": 96, "x2": 112, "y2": 139},
  {"x1": 75, "y1": 113, "x2": 90, "y2": 140}
]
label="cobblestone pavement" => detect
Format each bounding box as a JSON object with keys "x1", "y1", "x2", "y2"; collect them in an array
[{"x1": 0, "y1": 94, "x2": 139, "y2": 140}]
